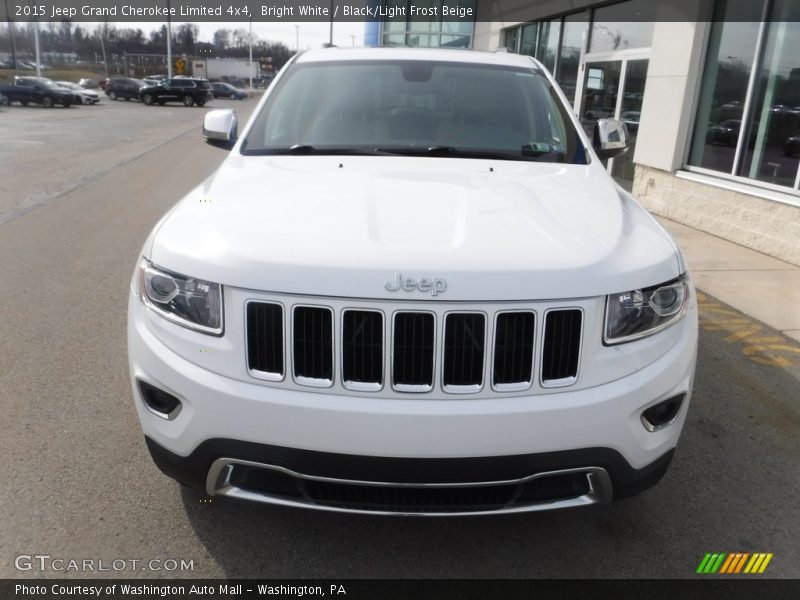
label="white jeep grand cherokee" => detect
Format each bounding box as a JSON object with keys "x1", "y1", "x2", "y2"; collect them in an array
[{"x1": 128, "y1": 47, "x2": 698, "y2": 516}]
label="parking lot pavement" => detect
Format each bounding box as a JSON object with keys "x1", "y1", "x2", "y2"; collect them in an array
[
  {"x1": 1, "y1": 101, "x2": 799, "y2": 579},
  {"x1": 658, "y1": 217, "x2": 800, "y2": 343},
  {"x1": 0, "y1": 96, "x2": 255, "y2": 226}
]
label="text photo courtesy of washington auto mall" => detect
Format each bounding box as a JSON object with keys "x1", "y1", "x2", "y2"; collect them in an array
[{"x1": 1, "y1": 0, "x2": 799, "y2": 599}]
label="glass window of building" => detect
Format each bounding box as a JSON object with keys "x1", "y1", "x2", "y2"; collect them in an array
[
  {"x1": 557, "y1": 12, "x2": 588, "y2": 104},
  {"x1": 382, "y1": 0, "x2": 409, "y2": 46},
  {"x1": 536, "y1": 19, "x2": 561, "y2": 74},
  {"x1": 737, "y1": 1, "x2": 800, "y2": 188},
  {"x1": 441, "y1": 20, "x2": 474, "y2": 49},
  {"x1": 519, "y1": 23, "x2": 538, "y2": 57},
  {"x1": 688, "y1": 0, "x2": 799, "y2": 192},
  {"x1": 407, "y1": 0, "x2": 439, "y2": 47},
  {"x1": 380, "y1": 0, "x2": 476, "y2": 48},
  {"x1": 503, "y1": 27, "x2": 519, "y2": 53},
  {"x1": 588, "y1": 0, "x2": 656, "y2": 54}
]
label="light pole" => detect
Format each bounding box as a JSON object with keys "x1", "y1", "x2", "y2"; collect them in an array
[
  {"x1": 166, "y1": 0, "x2": 173, "y2": 77},
  {"x1": 33, "y1": 17, "x2": 41, "y2": 76},
  {"x1": 294, "y1": 25, "x2": 299, "y2": 53},
  {"x1": 248, "y1": 19, "x2": 253, "y2": 90},
  {"x1": 329, "y1": 0, "x2": 334, "y2": 46},
  {"x1": 4, "y1": 0, "x2": 17, "y2": 69}
]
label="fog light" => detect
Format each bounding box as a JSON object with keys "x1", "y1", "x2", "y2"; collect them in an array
[
  {"x1": 137, "y1": 380, "x2": 182, "y2": 419},
  {"x1": 641, "y1": 394, "x2": 684, "y2": 432}
]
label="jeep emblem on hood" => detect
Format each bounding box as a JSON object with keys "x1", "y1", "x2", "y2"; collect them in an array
[{"x1": 385, "y1": 273, "x2": 447, "y2": 296}]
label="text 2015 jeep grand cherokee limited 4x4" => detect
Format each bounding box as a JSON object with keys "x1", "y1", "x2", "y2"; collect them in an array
[{"x1": 128, "y1": 48, "x2": 698, "y2": 516}]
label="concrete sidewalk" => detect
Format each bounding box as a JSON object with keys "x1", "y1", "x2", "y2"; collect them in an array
[{"x1": 657, "y1": 217, "x2": 800, "y2": 343}]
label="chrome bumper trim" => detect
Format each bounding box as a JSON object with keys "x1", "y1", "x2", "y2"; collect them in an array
[{"x1": 206, "y1": 457, "x2": 612, "y2": 516}]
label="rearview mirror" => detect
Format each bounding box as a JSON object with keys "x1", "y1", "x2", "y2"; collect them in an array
[
  {"x1": 593, "y1": 119, "x2": 629, "y2": 159},
  {"x1": 203, "y1": 109, "x2": 238, "y2": 149}
]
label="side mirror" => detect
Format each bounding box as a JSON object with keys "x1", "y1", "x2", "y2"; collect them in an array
[
  {"x1": 203, "y1": 109, "x2": 238, "y2": 149},
  {"x1": 593, "y1": 118, "x2": 629, "y2": 159}
]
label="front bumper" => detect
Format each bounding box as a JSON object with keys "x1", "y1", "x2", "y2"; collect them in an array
[
  {"x1": 146, "y1": 435, "x2": 674, "y2": 515},
  {"x1": 129, "y1": 292, "x2": 697, "y2": 513}
]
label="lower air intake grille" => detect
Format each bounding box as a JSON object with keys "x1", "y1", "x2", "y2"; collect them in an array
[
  {"x1": 222, "y1": 463, "x2": 603, "y2": 514},
  {"x1": 493, "y1": 312, "x2": 535, "y2": 386},
  {"x1": 342, "y1": 310, "x2": 383, "y2": 387},
  {"x1": 542, "y1": 309, "x2": 582, "y2": 382},
  {"x1": 302, "y1": 480, "x2": 516, "y2": 513},
  {"x1": 443, "y1": 313, "x2": 486, "y2": 388},
  {"x1": 393, "y1": 312, "x2": 435, "y2": 390},
  {"x1": 246, "y1": 302, "x2": 284, "y2": 376},
  {"x1": 293, "y1": 307, "x2": 333, "y2": 382}
]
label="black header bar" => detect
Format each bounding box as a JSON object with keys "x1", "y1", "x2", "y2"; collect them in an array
[
  {"x1": 2, "y1": 579, "x2": 799, "y2": 600},
  {"x1": 0, "y1": 0, "x2": 797, "y2": 23}
]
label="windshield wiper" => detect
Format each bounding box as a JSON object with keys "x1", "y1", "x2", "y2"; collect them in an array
[
  {"x1": 244, "y1": 144, "x2": 565, "y2": 162},
  {"x1": 375, "y1": 146, "x2": 537, "y2": 161},
  {"x1": 367, "y1": 146, "x2": 507, "y2": 160},
  {"x1": 244, "y1": 144, "x2": 395, "y2": 156}
]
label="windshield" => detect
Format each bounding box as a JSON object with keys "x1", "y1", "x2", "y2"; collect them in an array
[{"x1": 241, "y1": 60, "x2": 586, "y2": 164}]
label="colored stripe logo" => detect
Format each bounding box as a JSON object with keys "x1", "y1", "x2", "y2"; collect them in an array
[{"x1": 696, "y1": 553, "x2": 773, "y2": 574}]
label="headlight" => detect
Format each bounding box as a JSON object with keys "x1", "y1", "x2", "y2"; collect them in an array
[
  {"x1": 604, "y1": 274, "x2": 688, "y2": 344},
  {"x1": 139, "y1": 261, "x2": 223, "y2": 335}
]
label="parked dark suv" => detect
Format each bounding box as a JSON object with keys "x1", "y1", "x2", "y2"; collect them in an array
[
  {"x1": 0, "y1": 76, "x2": 73, "y2": 107},
  {"x1": 105, "y1": 77, "x2": 145, "y2": 101},
  {"x1": 139, "y1": 78, "x2": 213, "y2": 107}
]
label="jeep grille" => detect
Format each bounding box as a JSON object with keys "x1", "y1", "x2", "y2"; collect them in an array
[{"x1": 245, "y1": 300, "x2": 583, "y2": 395}]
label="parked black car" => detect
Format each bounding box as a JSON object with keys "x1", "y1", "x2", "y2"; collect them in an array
[
  {"x1": 139, "y1": 78, "x2": 213, "y2": 107},
  {"x1": 211, "y1": 82, "x2": 246, "y2": 100},
  {"x1": 785, "y1": 135, "x2": 800, "y2": 158},
  {"x1": 706, "y1": 120, "x2": 741, "y2": 146},
  {"x1": 0, "y1": 76, "x2": 73, "y2": 107},
  {"x1": 105, "y1": 77, "x2": 145, "y2": 101}
]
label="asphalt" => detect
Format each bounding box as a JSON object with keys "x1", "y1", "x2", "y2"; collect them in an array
[{"x1": 1, "y1": 98, "x2": 798, "y2": 579}]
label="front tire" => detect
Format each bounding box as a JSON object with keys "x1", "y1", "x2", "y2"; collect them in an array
[
  {"x1": 143, "y1": 94, "x2": 154, "y2": 106},
  {"x1": 108, "y1": 91, "x2": 117, "y2": 101},
  {"x1": 20, "y1": 100, "x2": 29, "y2": 106},
  {"x1": 182, "y1": 96, "x2": 194, "y2": 107},
  {"x1": 42, "y1": 96, "x2": 54, "y2": 108},
  {"x1": 230, "y1": 93, "x2": 237, "y2": 100}
]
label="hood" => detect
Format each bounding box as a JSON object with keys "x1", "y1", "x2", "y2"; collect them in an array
[{"x1": 149, "y1": 155, "x2": 681, "y2": 301}]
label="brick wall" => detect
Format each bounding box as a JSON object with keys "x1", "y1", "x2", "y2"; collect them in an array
[{"x1": 633, "y1": 165, "x2": 800, "y2": 266}]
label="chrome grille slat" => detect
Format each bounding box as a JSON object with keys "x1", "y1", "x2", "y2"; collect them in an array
[
  {"x1": 493, "y1": 311, "x2": 535, "y2": 387},
  {"x1": 245, "y1": 299, "x2": 584, "y2": 395},
  {"x1": 342, "y1": 310, "x2": 383, "y2": 387},
  {"x1": 542, "y1": 309, "x2": 582, "y2": 384},
  {"x1": 246, "y1": 302, "x2": 284, "y2": 378},
  {"x1": 392, "y1": 312, "x2": 435, "y2": 391},
  {"x1": 443, "y1": 313, "x2": 486, "y2": 389},
  {"x1": 293, "y1": 306, "x2": 334, "y2": 384}
]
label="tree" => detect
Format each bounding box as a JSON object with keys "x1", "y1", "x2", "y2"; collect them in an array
[
  {"x1": 213, "y1": 29, "x2": 230, "y2": 53},
  {"x1": 149, "y1": 25, "x2": 167, "y2": 46},
  {"x1": 176, "y1": 23, "x2": 199, "y2": 54},
  {"x1": 232, "y1": 28, "x2": 248, "y2": 49}
]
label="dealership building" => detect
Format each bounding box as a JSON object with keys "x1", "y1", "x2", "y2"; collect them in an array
[{"x1": 366, "y1": 0, "x2": 800, "y2": 265}]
